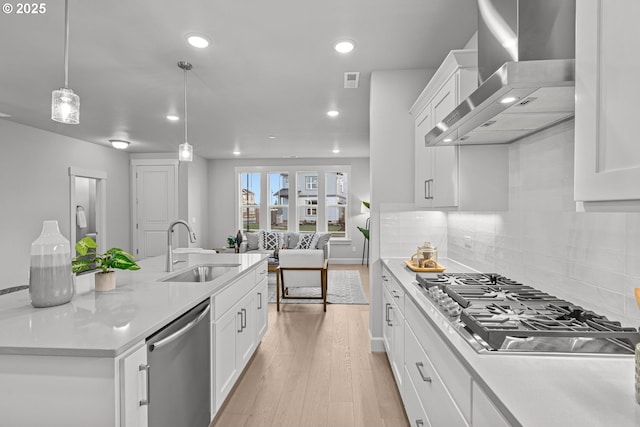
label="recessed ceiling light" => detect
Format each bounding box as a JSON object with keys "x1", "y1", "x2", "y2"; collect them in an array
[
  {"x1": 166, "y1": 115, "x2": 179, "y2": 121},
  {"x1": 332, "y1": 149, "x2": 340, "y2": 154},
  {"x1": 333, "y1": 39, "x2": 356, "y2": 53},
  {"x1": 327, "y1": 110, "x2": 339, "y2": 117},
  {"x1": 233, "y1": 151, "x2": 241, "y2": 156},
  {"x1": 0, "y1": 112, "x2": 11, "y2": 118},
  {"x1": 499, "y1": 96, "x2": 518, "y2": 104},
  {"x1": 267, "y1": 135, "x2": 277, "y2": 139},
  {"x1": 109, "y1": 139, "x2": 130, "y2": 150},
  {"x1": 186, "y1": 33, "x2": 211, "y2": 48},
  {"x1": 443, "y1": 138, "x2": 453, "y2": 143}
]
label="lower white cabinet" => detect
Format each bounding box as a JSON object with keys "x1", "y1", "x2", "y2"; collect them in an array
[
  {"x1": 404, "y1": 366, "x2": 432, "y2": 427},
  {"x1": 404, "y1": 323, "x2": 468, "y2": 427},
  {"x1": 382, "y1": 269, "x2": 405, "y2": 393},
  {"x1": 120, "y1": 342, "x2": 149, "y2": 427},
  {"x1": 212, "y1": 261, "x2": 268, "y2": 414},
  {"x1": 472, "y1": 382, "x2": 511, "y2": 427}
]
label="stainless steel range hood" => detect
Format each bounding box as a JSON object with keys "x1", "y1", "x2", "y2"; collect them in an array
[{"x1": 426, "y1": 0, "x2": 576, "y2": 146}]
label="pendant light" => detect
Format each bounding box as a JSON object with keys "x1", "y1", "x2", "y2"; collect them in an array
[
  {"x1": 51, "y1": 0, "x2": 79, "y2": 124},
  {"x1": 178, "y1": 61, "x2": 193, "y2": 162}
]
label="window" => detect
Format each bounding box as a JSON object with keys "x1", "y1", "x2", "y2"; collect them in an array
[
  {"x1": 240, "y1": 172, "x2": 261, "y2": 232},
  {"x1": 237, "y1": 166, "x2": 350, "y2": 238},
  {"x1": 305, "y1": 175, "x2": 317, "y2": 190},
  {"x1": 326, "y1": 172, "x2": 348, "y2": 238},
  {"x1": 269, "y1": 172, "x2": 288, "y2": 231}
]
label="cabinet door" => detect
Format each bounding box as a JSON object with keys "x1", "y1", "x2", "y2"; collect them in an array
[
  {"x1": 390, "y1": 304, "x2": 404, "y2": 393},
  {"x1": 575, "y1": 0, "x2": 640, "y2": 204},
  {"x1": 382, "y1": 287, "x2": 393, "y2": 354},
  {"x1": 431, "y1": 146, "x2": 458, "y2": 208},
  {"x1": 432, "y1": 75, "x2": 457, "y2": 125},
  {"x1": 256, "y1": 278, "x2": 268, "y2": 340},
  {"x1": 415, "y1": 103, "x2": 434, "y2": 207},
  {"x1": 213, "y1": 306, "x2": 240, "y2": 412},
  {"x1": 472, "y1": 382, "x2": 511, "y2": 427},
  {"x1": 121, "y1": 344, "x2": 149, "y2": 427},
  {"x1": 236, "y1": 291, "x2": 256, "y2": 371},
  {"x1": 404, "y1": 366, "x2": 432, "y2": 427}
]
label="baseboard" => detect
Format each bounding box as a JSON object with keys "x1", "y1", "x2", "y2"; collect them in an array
[{"x1": 370, "y1": 336, "x2": 385, "y2": 352}]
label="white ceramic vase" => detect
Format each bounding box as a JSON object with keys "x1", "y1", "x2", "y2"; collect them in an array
[
  {"x1": 95, "y1": 271, "x2": 116, "y2": 292},
  {"x1": 29, "y1": 220, "x2": 75, "y2": 307}
]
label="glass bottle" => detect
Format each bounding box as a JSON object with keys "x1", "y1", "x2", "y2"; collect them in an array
[{"x1": 29, "y1": 220, "x2": 75, "y2": 308}]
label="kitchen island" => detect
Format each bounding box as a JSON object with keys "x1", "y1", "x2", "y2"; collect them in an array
[
  {"x1": 0, "y1": 252, "x2": 268, "y2": 427},
  {"x1": 382, "y1": 258, "x2": 640, "y2": 427}
]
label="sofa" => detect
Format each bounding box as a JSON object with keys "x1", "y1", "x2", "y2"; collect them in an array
[{"x1": 239, "y1": 230, "x2": 331, "y2": 260}]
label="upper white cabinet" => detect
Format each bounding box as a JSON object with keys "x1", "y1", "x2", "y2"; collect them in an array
[
  {"x1": 411, "y1": 50, "x2": 508, "y2": 210},
  {"x1": 574, "y1": 0, "x2": 640, "y2": 210}
]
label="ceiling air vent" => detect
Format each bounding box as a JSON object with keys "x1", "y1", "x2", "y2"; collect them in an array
[{"x1": 344, "y1": 72, "x2": 360, "y2": 89}]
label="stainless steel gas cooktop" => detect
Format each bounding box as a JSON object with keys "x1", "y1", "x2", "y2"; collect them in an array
[{"x1": 415, "y1": 273, "x2": 640, "y2": 355}]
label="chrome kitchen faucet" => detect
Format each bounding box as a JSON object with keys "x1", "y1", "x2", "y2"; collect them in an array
[{"x1": 166, "y1": 220, "x2": 197, "y2": 272}]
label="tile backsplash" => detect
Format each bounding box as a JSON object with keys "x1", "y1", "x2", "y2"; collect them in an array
[{"x1": 447, "y1": 122, "x2": 640, "y2": 326}]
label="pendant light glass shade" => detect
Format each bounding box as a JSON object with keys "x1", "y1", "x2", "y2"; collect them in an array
[
  {"x1": 51, "y1": 0, "x2": 79, "y2": 124},
  {"x1": 177, "y1": 61, "x2": 194, "y2": 162},
  {"x1": 179, "y1": 142, "x2": 193, "y2": 162},
  {"x1": 51, "y1": 88, "x2": 79, "y2": 124}
]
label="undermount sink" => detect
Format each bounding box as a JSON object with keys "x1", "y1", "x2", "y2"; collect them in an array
[{"x1": 160, "y1": 264, "x2": 240, "y2": 283}]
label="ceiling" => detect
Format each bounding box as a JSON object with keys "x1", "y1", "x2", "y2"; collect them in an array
[{"x1": 0, "y1": 0, "x2": 477, "y2": 159}]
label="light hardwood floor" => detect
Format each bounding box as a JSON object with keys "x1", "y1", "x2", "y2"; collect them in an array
[{"x1": 211, "y1": 264, "x2": 409, "y2": 427}]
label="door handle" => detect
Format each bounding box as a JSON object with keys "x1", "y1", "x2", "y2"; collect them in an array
[
  {"x1": 241, "y1": 308, "x2": 247, "y2": 330},
  {"x1": 139, "y1": 364, "x2": 150, "y2": 406},
  {"x1": 237, "y1": 311, "x2": 243, "y2": 332},
  {"x1": 257, "y1": 292, "x2": 262, "y2": 310},
  {"x1": 415, "y1": 362, "x2": 432, "y2": 383},
  {"x1": 148, "y1": 304, "x2": 210, "y2": 351}
]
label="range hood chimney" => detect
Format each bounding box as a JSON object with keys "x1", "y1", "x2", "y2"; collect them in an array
[{"x1": 426, "y1": 0, "x2": 576, "y2": 146}]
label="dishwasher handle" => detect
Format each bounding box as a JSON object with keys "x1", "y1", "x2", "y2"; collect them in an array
[{"x1": 148, "y1": 304, "x2": 211, "y2": 352}]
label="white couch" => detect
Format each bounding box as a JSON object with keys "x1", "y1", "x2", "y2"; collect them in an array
[{"x1": 239, "y1": 230, "x2": 331, "y2": 260}]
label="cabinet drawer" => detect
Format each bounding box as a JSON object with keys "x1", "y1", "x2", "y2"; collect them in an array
[
  {"x1": 405, "y1": 298, "x2": 471, "y2": 422},
  {"x1": 213, "y1": 271, "x2": 254, "y2": 320},
  {"x1": 405, "y1": 324, "x2": 468, "y2": 427},
  {"x1": 255, "y1": 261, "x2": 268, "y2": 282},
  {"x1": 382, "y1": 268, "x2": 404, "y2": 315},
  {"x1": 404, "y1": 366, "x2": 432, "y2": 427},
  {"x1": 472, "y1": 382, "x2": 512, "y2": 427}
]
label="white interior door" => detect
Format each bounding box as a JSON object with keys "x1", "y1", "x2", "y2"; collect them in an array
[{"x1": 134, "y1": 163, "x2": 178, "y2": 259}]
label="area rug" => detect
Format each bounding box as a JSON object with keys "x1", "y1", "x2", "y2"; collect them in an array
[{"x1": 267, "y1": 270, "x2": 368, "y2": 305}]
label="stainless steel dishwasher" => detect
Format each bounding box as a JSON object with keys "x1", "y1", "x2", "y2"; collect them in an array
[{"x1": 146, "y1": 299, "x2": 211, "y2": 427}]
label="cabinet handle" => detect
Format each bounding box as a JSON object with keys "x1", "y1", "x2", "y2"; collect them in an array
[
  {"x1": 382, "y1": 275, "x2": 388, "y2": 282},
  {"x1": 238, "y1": 311, "x2": 243, "y2": 333},
  {"x1": 415, "y1": 362, "x2": 432, "y2": 383},
  {"x1": 387, "y1": 305, "x2": 393, "y2": 327},
  {"x1": 416, "y1": 420, "x2": 424, "y2": 427},
  {"x1": 139, "y1": 364, "x2": 150, "y2": 406},
  {"x1": 257, "y1": 292, "x2": 262, "y2": 310},
  {"x1": 241, "y1": 308, "x2": 247, "y2": 330},
  {"x1": 426, "y1": 179, "x2": 434, "y2": 199},
  {"x1": 392, "y1": 289, "x2": 400, "y2": 299},
  {"x1": 385, "y1": 303, "x2": 391, "y2": 324}
]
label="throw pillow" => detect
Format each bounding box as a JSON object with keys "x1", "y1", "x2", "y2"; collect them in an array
[
  {"x1": 314, "y1": 232, "x2": 331, "y2": 250},
  {"x1": 287, "y1": 232, "x2": 300, "y2": 249},
  {"x1": 259, "y1": 230, "x2": 282, "y2": 250},
  {"x1": 246, "y1": 232, "x2": 260, "y2": 250},
  {"x1": 295, "y1": 232, "x2": 317, "y2": 249}
]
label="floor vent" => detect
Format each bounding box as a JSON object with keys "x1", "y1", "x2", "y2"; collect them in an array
[{"x1": 344, "y1": 72, "x2": 360, "y2": 89}]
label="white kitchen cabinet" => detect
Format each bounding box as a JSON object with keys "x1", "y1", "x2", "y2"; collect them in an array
[
  {"x1": 404, "y1": 365, "x2": 432, "y2": 427},
  {"x1": 256, "y1": 277, "x2": 268, "y2": 340},
  {"x1": 120, "y1": 342, "x2": 149, "y2": 427},
  {"x1": 382, "y1": 268, "x2": 405, "y2": 394},
  {"x1": 574, "y1": 0, "x2": 640, "y2": 210},
  {"x1": 411, "y1": 49, "x2": 508, "y2": 211},
  {"x1": 472, "y1": 382, "x2": 512, "y2": 427},
  {"x1": 212, "y1": 263, "x2": 267, "y2": 413},
  {"x1": 404, "y1": 322, "x2": 468, "y2": 427}
]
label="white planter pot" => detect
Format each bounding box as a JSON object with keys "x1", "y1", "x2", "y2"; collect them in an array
[{"x1": 95, "y1": 271, "x2": 116, "y2": 292}]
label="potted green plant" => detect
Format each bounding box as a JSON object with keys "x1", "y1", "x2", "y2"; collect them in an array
[
  {"x1": 227, "y1": 235, "x2": 237, "y2": 248},
  {"x1": 72, "y1": 236, "x2": 140, "y2": 292}
]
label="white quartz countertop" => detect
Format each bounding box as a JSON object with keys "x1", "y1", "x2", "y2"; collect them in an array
[
  {"x1": 0, "y1": 253, "x2": 267, "y2": 357},
  {"x1": 382, "y1": 258, "x2": 640, "y2": 427}
]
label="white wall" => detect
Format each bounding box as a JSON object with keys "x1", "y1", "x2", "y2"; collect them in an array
[
  {"x1": 208, "y1": 157, "x2": 369, "y2": 262},
  {"x1": 0, "y1": 120, "x2": 130, "y2": 289},
  {"x1": 187, "y1": 154, "x2": 210, "y2": 250},
  {"x1": 369, "y1": 69, "x2": 436, "y2": 349},
  {"x1": 448, "y1": 120, "x2": 640, "y2": 326}
]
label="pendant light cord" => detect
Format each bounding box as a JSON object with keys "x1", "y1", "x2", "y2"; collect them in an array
[
  {"x1": 63, "y1": 0, "x2": 70, "y2": 88},
  {"x1": 184, "y1": 67, "x2": 188, "y2": 143}
]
